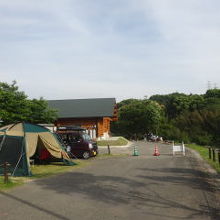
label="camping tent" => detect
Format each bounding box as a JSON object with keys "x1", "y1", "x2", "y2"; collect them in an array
[{"x1": 0, "y1": 122, "x2": 72, "y2": 176}]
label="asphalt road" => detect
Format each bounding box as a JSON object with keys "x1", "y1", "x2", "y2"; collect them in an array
[{"x1": 0, "y1": 141, "x2": 220, "y2": 220}]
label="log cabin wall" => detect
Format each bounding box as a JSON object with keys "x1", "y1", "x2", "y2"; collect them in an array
[
  {"x1": 55, "y1": 117, "x2": 111, "y2": 138},
  {"x1": 97, "y1": 117, "x2": 111, "y2": 137},
  {"x1": 55, "y1": 118, "x2": 97, "y2": 129}
]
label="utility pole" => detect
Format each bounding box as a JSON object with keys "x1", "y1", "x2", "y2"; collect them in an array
[{"x1": 207, "y1": 81, "x2": 211, "y2": 90}]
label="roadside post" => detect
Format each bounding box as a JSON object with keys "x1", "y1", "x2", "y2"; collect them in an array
[
  {"x1": 0, "y1": 162, "x2": 10, "y2": 184},
  {"x1": 107, "y1": 145, "x2": 111, "y2": 155},
  {"x1": 208, "y1": 147, "x2": 211, "y2": 159},
  {"x1": 212, "y1": 148, "x2": 216, "y2": 162},
  {"x1": 218, "y1": 149, "x2": 220, "y2": 166}
]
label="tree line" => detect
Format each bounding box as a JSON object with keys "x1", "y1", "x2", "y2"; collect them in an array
[
  {"x1": 112, "y1": 89, "x2": 220, "y2": 147},
  {"x1": 0, "y1": 81, "x2": 57, "y2": 125},
  {"x1": 1, "y1": 81, "x2": 219, "y2": 147}
]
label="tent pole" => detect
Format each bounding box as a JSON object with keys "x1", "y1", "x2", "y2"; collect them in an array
[
  {"x1": 0, "y1": 132, "x2": 7, "y2": 151},
  {"x1": 11, "y1": 152, "x2": 25, "y2": 176},
  {"x1": 0, "y1": 126, "x2": 12, "y2": 151}
]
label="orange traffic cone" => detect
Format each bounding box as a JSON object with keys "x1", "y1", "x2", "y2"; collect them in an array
[{"x1": 153, "y1": 144, "x2": 160, "y2": 156}]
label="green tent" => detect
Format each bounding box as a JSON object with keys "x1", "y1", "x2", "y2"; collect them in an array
[{"x1": 0, "y1": 122, "x2": 73, "y2": 176}]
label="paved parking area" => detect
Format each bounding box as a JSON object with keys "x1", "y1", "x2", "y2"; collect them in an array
[{"x1": 1, "y1": 141, "x2": 220, "y2": 219}]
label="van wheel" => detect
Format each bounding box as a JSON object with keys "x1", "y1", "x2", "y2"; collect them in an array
[{"x1": 83, "y1": 151, "x2": 90, "y2": 159}]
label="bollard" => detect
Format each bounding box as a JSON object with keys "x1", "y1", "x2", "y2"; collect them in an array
[
  {"x1": 218, "y1": 150, "x2": 220, "y2": 166},
  {"x1": 3, "y1": 162, "x2": 10, "y2": 184},
  {"x1": 212, "y1": 148, "x2": 216, "y2": 162},
  {"x1": 107, "y1": 145, "x2": 111, "y2": 155},
  {"x1": 208, "y1": 147, "x2": 211, "y2": 159}
]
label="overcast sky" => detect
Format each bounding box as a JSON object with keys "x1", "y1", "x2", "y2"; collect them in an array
[{"x1": 0, "y1": 0, "x2": 220, "y2": 101}]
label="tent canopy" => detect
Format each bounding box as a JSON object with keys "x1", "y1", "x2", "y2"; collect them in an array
[{"x1": 0, "y1": 122, "x2": 72, "y2": 176}]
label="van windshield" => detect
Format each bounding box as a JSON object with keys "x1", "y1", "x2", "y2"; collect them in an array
[{"x1": 82, "y1": 133, "x2": 92, "y2": 141}]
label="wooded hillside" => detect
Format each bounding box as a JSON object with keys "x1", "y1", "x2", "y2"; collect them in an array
[{"x1": 112, "y1": 89, "x2": 220, "y2": 147}]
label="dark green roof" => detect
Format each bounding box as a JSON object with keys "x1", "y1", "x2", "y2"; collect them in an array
[{"x1": 48, "y1": 98, "x2": 116, "y2": 118}]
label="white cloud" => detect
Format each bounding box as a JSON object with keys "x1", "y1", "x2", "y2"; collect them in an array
[{"x1": 0, "y1": 0, "x2": 220, "y2": 100}]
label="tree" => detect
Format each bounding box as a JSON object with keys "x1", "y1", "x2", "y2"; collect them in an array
[
  {"x1": 117, "y1": 98, "x2": 139, "y2": 108},
  {"x1": 26, "y1": 98, "x2": 57, "y2": 124},
  {"x1": 150, "y1": 93, "x2": 190, "y2": 119},
  {"x1": 112, "y1": 99, "x2": 163, "y2": 138},
  {"x1": 0, "y1": 81, "x2": 57, "y2": 125},
  {"x1": 0, "y1": 81, "x2": 29, "y2": 123},
  {"x1": 204, "y1": 89, "x2": 220, "y2": 99},
  {"x1": 150, "y1": 93, "x2": 205, "y2": 119}
]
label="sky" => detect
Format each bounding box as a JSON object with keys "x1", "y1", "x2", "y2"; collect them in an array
[{"x1": 0, "y1": 0, "x2": 220, "y2": 101}]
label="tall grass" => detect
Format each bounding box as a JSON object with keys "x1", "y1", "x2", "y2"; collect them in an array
[{"x1": 187, "y1": 144, "x2": 220, "y2": 173}]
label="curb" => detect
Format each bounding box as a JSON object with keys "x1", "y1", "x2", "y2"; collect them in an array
[{"x1": 98, "y1": 141, "x2": 132, "y2": 148}]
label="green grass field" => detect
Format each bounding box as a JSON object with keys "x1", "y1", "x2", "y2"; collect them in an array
[
  {"x1": 0, "y1": 176, "x2": 24, "y2": 190},
  {"x1": 187, "y1": 144, "x2": 220, "y2": 173},
  {"x1": 97, "y1": 137, "x2": 128, "y2": 146}
]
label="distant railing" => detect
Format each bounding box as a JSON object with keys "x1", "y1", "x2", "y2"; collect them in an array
[{"x1": 208, "y1": 147, "x2": 220, "y2": 165}]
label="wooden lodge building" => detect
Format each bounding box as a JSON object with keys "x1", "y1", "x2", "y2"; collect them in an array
[{"x1": 48, "y1": 98, "x2": 118, "y2": 139}]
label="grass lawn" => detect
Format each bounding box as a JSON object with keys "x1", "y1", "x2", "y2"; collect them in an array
[
  {"x1": 30, "y1": 162, "x2": 78, "y2": 178},
  {"x1": 0, "y1": 176, "x2": 24, "y2": 190},
  {"x1": 97, "y1": 137, "x2": 129, "y2": 146},
  {"x1": 187, "y1": 143, "x2": 220, "y2": 173}
]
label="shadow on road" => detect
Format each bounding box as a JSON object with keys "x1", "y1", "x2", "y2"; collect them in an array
[
  {"x1": 2, "y1": 144, "x2": 219, "y2": 220},
  {"x1": 0, "y1": 190, "x2": 70, "y2": 220},
  {"x1": 36, "y1": 172, "x2": 147, "y2": 204},
  {"x1": 136, "y1": 166, "x2": 220, "y2": 219},
  {"x1": 31, "y1": 169, "x2": 220, "y2": 219},
  {"x1": 137, "y1": 168, "x2": 215, "y2": 191}
]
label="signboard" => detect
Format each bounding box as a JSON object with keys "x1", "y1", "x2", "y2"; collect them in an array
[{"x1": 172, "y1": 142, "x2": 185, "y2": 156}]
